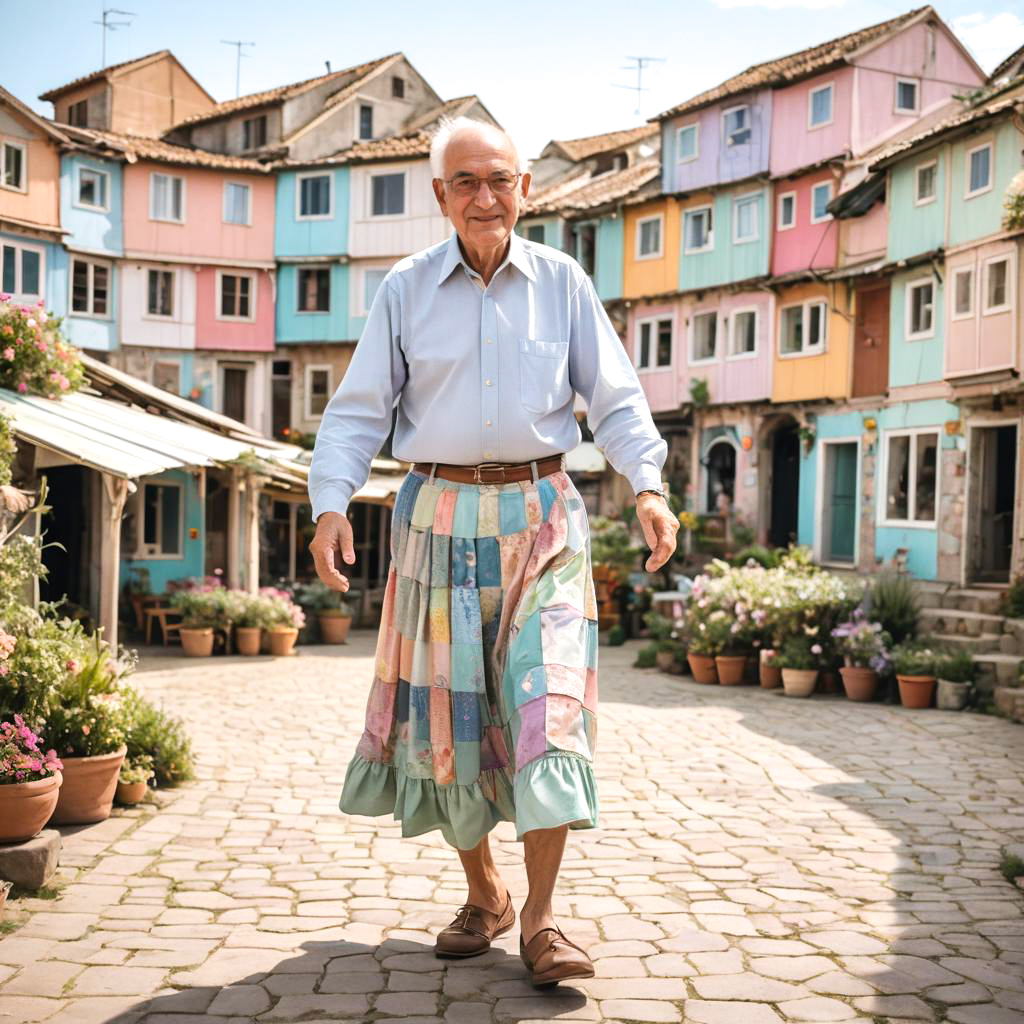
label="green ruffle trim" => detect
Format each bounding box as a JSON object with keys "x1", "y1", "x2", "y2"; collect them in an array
[{"x1": 340, "y1": 751, "x2": 599, "y2": 850}]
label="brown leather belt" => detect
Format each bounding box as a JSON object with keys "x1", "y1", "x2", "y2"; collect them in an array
[{"x1": 412, "y1": 454, "x2": 566, "y2": 485}]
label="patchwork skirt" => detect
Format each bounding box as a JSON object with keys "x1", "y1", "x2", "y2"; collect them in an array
[{"x1": 339, "y1": 467, "x2": 600, "y2": 850}]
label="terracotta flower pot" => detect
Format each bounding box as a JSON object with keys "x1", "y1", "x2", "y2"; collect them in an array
[
  {"x1": 234, "y1": 626, "x2": 262, "y2": 656},
  {"x1": 115, "y1": 780, "x2": 149, "y2": 806},
  {"x1": 897, "y1": 674, "x2": 936, "y2": 709},
  {"x1": 936, "y1": 679, "x2": 970, "y2": 710},
  {"x1": 760, "y1": 663, "x2": 782, "y2": 688},
  {"x1": 840, "y1": 666, "x2": 878, "y2": 702},
  {"x1": 781, "y1": 668, "x2": 818, "y2": 697},
  {"x1": 49, "y1": 745, "x2": 127, "y2": 826},
  {"x1": 655, "y1": 649, "x2": 675, "y2": 672},
  {"x1": 0, "y1": 771, "x2": 63, "y2": 843},
  {"x1": 318, "y1": 612, "x2": 352, "y2": 644},
  {"x1": 180, "y1": 627, "x2": 214, "y2": 657},
  {"x1": 715, "y1": 655, "x2": 747, "y2": 685},
  {"x1": 268, "y1": 627, "x2": 298, "y2": 657},
  {"x1": 687, "y1": 653, "x2": 718, "y2": 684}
]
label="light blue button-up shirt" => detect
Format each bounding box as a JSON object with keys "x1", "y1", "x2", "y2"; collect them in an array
[{"x1": 308, "y1": 231, "x2": 667, "y2": 520}]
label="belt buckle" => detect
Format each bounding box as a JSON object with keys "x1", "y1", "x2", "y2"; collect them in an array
[{"x1": 473, "y1": 461, "x2": 506, "y2": 484}]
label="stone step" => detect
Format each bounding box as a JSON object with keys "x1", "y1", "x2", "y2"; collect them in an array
[
  {"x1": 942, "y1": 587, "x2": 1007, "y2": 615},
  {"x1": 972, "y1": 651, "x2": 1024, "y2": 690},
  {"x1": 930, "y1": 632, "x2": 1006, "y2": 654},
  {"x1": 920, "y1": 606, "x2": 1007, "y2": 636}
]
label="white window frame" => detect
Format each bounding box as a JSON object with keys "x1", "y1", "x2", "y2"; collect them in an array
[
  {"x1": 810, "y1": 181, "x2": 833, "y2": 224},
  {"x1": 149, "y1": 171, "x2": 185, "y2": 224},
  {"x1": 74, "y1": 164, "x2": 110, "y2": 212},
  {"x1": 368, "y1": 170, "x2": 408, "y2": 219},
  {"x1": 0, "y1": 139, "x2": 27, "y2": 193},
  {"x1": 222, "y1": 181, "x2": 252, "y2": 226},
  {"x1": 683, "y1": 205, "x2": 713, "y2": 254},
  {"x1": 722, "y1": 104, "x2": 751, "y2": 147},
  {"x1": 951, "y1": 265, "x2": 974, "y2": 321},
  {"x1": 295, "y1": 171, "x2": 333, "y2": 221},
  {"x1": 676, "y1": 122, "x2": 699, "y2": 164},
  {"x1": 635, "y1": 213, "x2": 664, "y2": 260},
  {"x1": 878, "y1": 427, "x2": 941, "y2": 529},
  {"x1": 1, "y1": 240, "x2": 45, "y2": 301},
  {"x1": 777, "y1": 190, "x2": 796, "y2": 231},
  {"x1": 807, "y1": 82, "x2": 834, "y2": 129},
  {"x1": 135, "y1": 478, "x2": 185, "y2": 559},
  {"x1": 304, "y1": 363, "x2": 333, "y2": 420},
  {"x1": 633, "y1": 315, "x2": 674, "y2": 373},
  {"x1": 354, "y1": 264, "x2": 390, "y2": 316},
  {"x1": 296, "y1": 264, "x2": 331, "y2": 314},
  {"x1": 732, "y1": 191, "x2": 761, "y2": 244},
  {"x1": 144, "y1": 267, "x2": 176, "y2": 321},
  {"x1": 778, "y1": 299, "x2": 828, "y2": 358},
  {"x1": 216, "y1": 270, "x2": 256, "y2": 323},
  {"x1": 69, "y1": 256, "x2": 112, "y2": 319},
  {"x1": 914, "y1": 159, "x2": 938, "y2": 207},
  {"x1": 905, "y1": 275, "x2": 937, "y2": 340},
  {"x1": 689, "y1": 309, "x2": 719, "y2": 366},
  {"x1": 982, "y1": 252, "x2": 1013, "y2": 316},
  {"x1": 894, "y1": 77, "x2": 920, "y2": 115},
  {"x1": 727, "y1": 306, "x2": 759, "y2": 360},
  {"x1": 965, "y1": 141, "x2": 993, "y2": 200}
]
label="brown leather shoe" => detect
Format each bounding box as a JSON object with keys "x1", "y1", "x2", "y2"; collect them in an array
[
  {"x1": 434, "y1": 891, "x2": 515, "y2": 958},
  {"x1": 520, "y1": 925, "x2": 595, "y2": 986}
]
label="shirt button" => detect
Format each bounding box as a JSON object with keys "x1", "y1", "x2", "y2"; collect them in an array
[
  {"x1": 484, "y1": 338, "x2": 494, "y2": 344},
  {"x1": 484, "y1": 379, "x2": 492, "y2": 387},
  {"x1": 485, "y1": 419, "x2": 492, "y2": 427},
  {"x1": 484, "y1": 451, "x2": 493, "y2": 458}
]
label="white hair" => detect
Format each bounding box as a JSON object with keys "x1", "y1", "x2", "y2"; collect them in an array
[{"x1": 429, "y1": 116, "x2": 523, "y2": 179}]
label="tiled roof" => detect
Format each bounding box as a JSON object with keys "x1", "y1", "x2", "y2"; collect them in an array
[
  {"x1": 655, "y1": 6, "x2": 931, "y2": 121},
  {"x1": 174, "y1": 53, "x2": 399, "y2": 128},
  {"x1": 547, "y1": 124, "x2": 659, "y2": 161},
  {"x1": 526, "y1": 158, "x2": 660, "y2": 216},
  {"x1": 61, "y1": 125, "x2": 270, "y2": 171},
  {"x1": 990, "y1": 44, "x2": 1024, "y2": 84},
  {"x1": 39, "y1": 50, "x2": 172, "y2": 101}
]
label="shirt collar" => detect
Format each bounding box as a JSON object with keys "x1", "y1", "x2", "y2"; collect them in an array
[{"x1": 436, "y1": 230, "x2": 537, "y2": 288}]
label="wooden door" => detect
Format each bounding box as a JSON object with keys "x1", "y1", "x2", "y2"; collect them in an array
[
  {"x1": 852, "y1": 284, "x2": 889, "y2": 398},
  {"x1": 824, "y1": 443, "x2": 857, "y2": 563}
]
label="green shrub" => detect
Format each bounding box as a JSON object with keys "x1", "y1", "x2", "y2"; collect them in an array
[
  {"x1": 776, "y1": 634, "x2": 821, "y2": 671},
  {"x1": 607, "y1": 624, "x2": 625, "y2": 646},
  {"x1": 1000, "y1": 576, "x2": 1024, "y2": 619},
  {"x1": 123, "y1": 692, "x2": 194, "y2": 786},
  {"x1": 731, "y1": 545, "x2": 780, "y2": 569},
  {"x1": 890, "y1": 640, "x2": 942, "y2": 677},
  {"x1": 633, "y1": 643, "x2": 658, "y2": 668},
  {"x1": 934, "y1": 648, "x2": 975, "y2": 683},
  {"x1": 866, "y1": 571, "x2": 920, "y2": 644}
]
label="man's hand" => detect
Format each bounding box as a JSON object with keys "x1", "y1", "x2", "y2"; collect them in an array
[
  {"x1": 309, "y1": 511, "x2": 356, "y2": 591},
  {"x1": 636, "y1": 493, "x2": 679, "y2": 572}
]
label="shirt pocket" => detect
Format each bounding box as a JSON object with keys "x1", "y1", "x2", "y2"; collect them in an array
[{"x1": 518, "y1": 337, "x2": 571, "y2": 415}]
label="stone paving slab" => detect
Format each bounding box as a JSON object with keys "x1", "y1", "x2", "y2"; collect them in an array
[{"x1": 0, "y1": 635, "x2": 1022, "y2": 1023}]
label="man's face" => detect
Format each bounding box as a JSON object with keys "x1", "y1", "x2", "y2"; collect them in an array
[{"x1": 432, "y1": 129, "x2": 531, "y2": 253}]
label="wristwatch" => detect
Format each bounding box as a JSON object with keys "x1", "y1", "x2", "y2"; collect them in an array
[{"x1": 636, "y1": 487, "x2": 668, "y2": 501}]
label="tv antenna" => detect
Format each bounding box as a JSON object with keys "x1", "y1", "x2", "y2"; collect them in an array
[
  {"x1": 612, "y1": 55, "x2": 665, "y2": 116},
  {"x1": 94, "y1": 7, "x2": 135, "y2": 68},
  {"x1": 221, "y1": 39, "x2": 255, "y2": 98}
]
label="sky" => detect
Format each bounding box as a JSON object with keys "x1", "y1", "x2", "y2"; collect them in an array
[{"x1": 3, "y1": 0, "x2": 1022, "y2": 160}]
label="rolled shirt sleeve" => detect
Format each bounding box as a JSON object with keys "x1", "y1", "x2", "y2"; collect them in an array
[
  {"x1": 307, "y1": 277, "x2": 407, "y2": 521},
  {"x1": 568, "y1": 270, "x2": 668, "y2": 495}
]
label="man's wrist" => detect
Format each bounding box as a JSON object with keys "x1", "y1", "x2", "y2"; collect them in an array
[{"x1": 636, "y1": 487, "x2": 668, "y2": 502}]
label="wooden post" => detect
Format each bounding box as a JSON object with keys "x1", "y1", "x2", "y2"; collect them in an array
[
  {"x1": 100, "y1": 474, "x2": 132, "y2": 648},
  {"x1": 227, "y1": 467, "x2": 241, "y2": 589},
  {"x1": 244, "y1": 476, "x2": 261, "y2": 595},
  {"x1": 287, "y1": 501, "x2": 298, "y2": 581}
]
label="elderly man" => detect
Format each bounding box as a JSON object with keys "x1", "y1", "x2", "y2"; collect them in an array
[{"x1": 309, "y1": 116, "x2": 677, "y2": 986}]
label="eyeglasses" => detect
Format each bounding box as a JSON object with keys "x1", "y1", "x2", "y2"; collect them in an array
[{"x1": 441, "y1": 172, "x2": 521, "y2": 198}]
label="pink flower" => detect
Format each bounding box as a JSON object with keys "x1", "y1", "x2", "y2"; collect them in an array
[
  {"x1": 66, "y1": 659, "x2": 79, "y2": 673},
  {"x1": 810, "y1": 643, "x2": 822, "y2": 655},
  {"x1": 81, "y1": 724, "x2": 91, "y2": 736},
  {"x1": 16, "y1": 382, "x2": 26, "y2": 393},
  {"x1": 0, "y1": 664, "x2": 8, "y2": 676},
  {"x1": 35, "y1": 340, "x2": 47, "y2": 352},
  {"x1": 2, "y1": 347, "x2": 12, "y2": 360},
  {"x1": 58, "y1": 376, "x2": 69, "y2": 391},
  {"x1": 1, "y1": 325, "x2": 12, "y2": 336}
]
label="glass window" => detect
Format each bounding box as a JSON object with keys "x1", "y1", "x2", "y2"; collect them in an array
[
  {"x1": 242, "y1": 115, "x2": 267, "y2": 150},
  {"x1": 780, "y1": 301, "x2": 825, "y2": 354},
  {"x1": 1, "y1": 246, "x2": 15, "y2": 294},
  {"x1": 655, "y1": 319, "x2": 672, "y2": 367},
  {"x1": 985, "y1": 258, "x2": 1009, "y2": 311},
  {"x1": 896, "y1": 79, "x2": 918, "y2": 112},
  {"x1": 151, "y1": 173, "x2": 183, "y2": 221},
  {"x1": 778, "y1": 193, "x2": 795, "y2": 229},
  {"x1": 954, "y1": 268, "x2": 973, "y2": 317},
  {"x1": 363, "y1": 269, "x2": 387, "y2": 313},
  {"x1": 526, "y1": 224, "x2": 545, "y2": 243},
  {"x1": 677, "y1": 123, "x2": 698, "y2": 161},
  {"x1": 78, "y1": 167, "x2": 107, "y2": 208},
  {"x1": 723, "y1": 106, "x2": 750, "y2": 146},
  {"x1": 71, "y1": 258, "x2": 109, "y2": 316},
  {"x1": 220, "y1": 274, "x2": 252, "y2": 318},
  {"x1": 781, "y1": 305, "x2": 803, "y2": 354},
  {"x1": 809, "y1": 84, "x2": 832, "y2": 126},
  {"x1": 692, "y1": 311, "x2": 717, "y2": 361},
  {"x1": 638, "y1": 216, "x2": 661, "y2": 256},
  {"x1": 734, "y1": 194, "x2": 759, "y2": 241},
  {"x1": 811, "y1": 182, "x2": 832, "y2": 222},
  {"x1": 298, "y1": 267, "x2": 330, "y2": 312},
  {"x1": 2, "y1": 143, "x2": 24, "y2": 190},
  {"x1": 371, "y1": 172, "x2": 405, "y2": 216},
  {"x1": 968, "y1": 145, "x2": 991, "y2": 195},
  {"x1": 20, "y1": 250, "x2": 40, "y2": 297},
  {"x1": 684, "y1": 207, "x2": 712, "y2": 251},
  {"x1": 68, "y1": 98, "x2": 88, "y2": 127},
  {"x1": 914, "y1": 433, "x2": 937, "y2": 521},
  {"x1": 147, "y1": 269, "x2": 173, "y2": 317},
  {"x1": 308, "y1": 368, "x2": 331, "y2": 417},
  {"x1": 223, "y1": 182, "x2": 250, "y2": 224},
  {"x1": 637, "y1": 321, "x2": 651, "y2": 369},
  {"x1": 908, "y1": 279, "x2": 934, "y2": 336},
  {"x1": 359, "y1": 104, "x2": 373, "y2": 140},
  {"x1": 141, "y1": 482, "x2": 182, "y2": 557},
  {"x1": 884, "y1": 431, "x2": 939, "y2": 524},
  {"x1": 731, "y1": 310, "x2": 756, "y2": 355},
  {"x1": 299, "y1": 174, "x2": 331, "y2": 217},
  {"x1": 915, "y1": 162, "x2": 936, "y2": 203},
  {"x1": 391, "y1": 76, "x2": 405, "y2": 98},
  {"x1": 808, "y1": 301, "x2": 825, "y2": 348},
  {"x1": 886, "y1": 435, "x2": 910, "y2": 521}
]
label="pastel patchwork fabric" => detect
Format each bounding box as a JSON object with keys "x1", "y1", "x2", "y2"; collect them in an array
[{"x1": 340, "y1": 468, "x2": 599, "y2": 850}]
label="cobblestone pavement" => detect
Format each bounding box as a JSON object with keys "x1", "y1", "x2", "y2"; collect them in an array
[{"x1": 1, "y1": 633, "x2": 1023, "y2": 1024}]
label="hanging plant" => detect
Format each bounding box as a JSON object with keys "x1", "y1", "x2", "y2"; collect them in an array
[
  {"x1": 689, "y1": 377, "x2": 710, "y2": 407},
  {"x1": 1004, "y1": 171, "x2": 1024, "y2": 232},
  {"x1": 0, "y1": 298, "x2": 84, "y2": 399},
  {"x1": 799, "y1": 425, "x2": 816, "y2": 454}
]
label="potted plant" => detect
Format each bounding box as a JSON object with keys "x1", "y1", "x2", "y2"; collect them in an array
[
  {"x1": 686, "y1": 620, "x2": 721, "y2": 684},
  {"x1": 170, "y1": 589, "x2": 219, "y2": 656},
  {"x1": 0, "y1": 715, "x2": 63, "y2": 843},
  {"x1": 832, "y1": 611, "x2": 891, "y2": 702},
  {"x1": 116, "y1": 755, "x2": 154, "y2": 806},
  {"x1": 262, "y1": 589, "x2": 306, "y2": 657},
  {"x1": 46, "y1": 637, "x2": 130, "y2": 826},
  {"x1": 231, "y1": 593, "x2": 268, "y2": 656},
  {"x1": 776, "y1": 635, "x2": 821, "y2": 697},
  {"x1": 890, "y1": 641, "x2": 940, "y2": 708},
  {"x1": 298, "y1": 580, "x2": 353, "y2": 644},
  {"x1": 935, "y1": 648, "x2": 975, "y2": 711},
  {"x1": 759, "y1": 648, "x2": 782, "y2": 689},
  {"x1": 715, "y1": 619, "x2": 749, "y2": 686}
]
